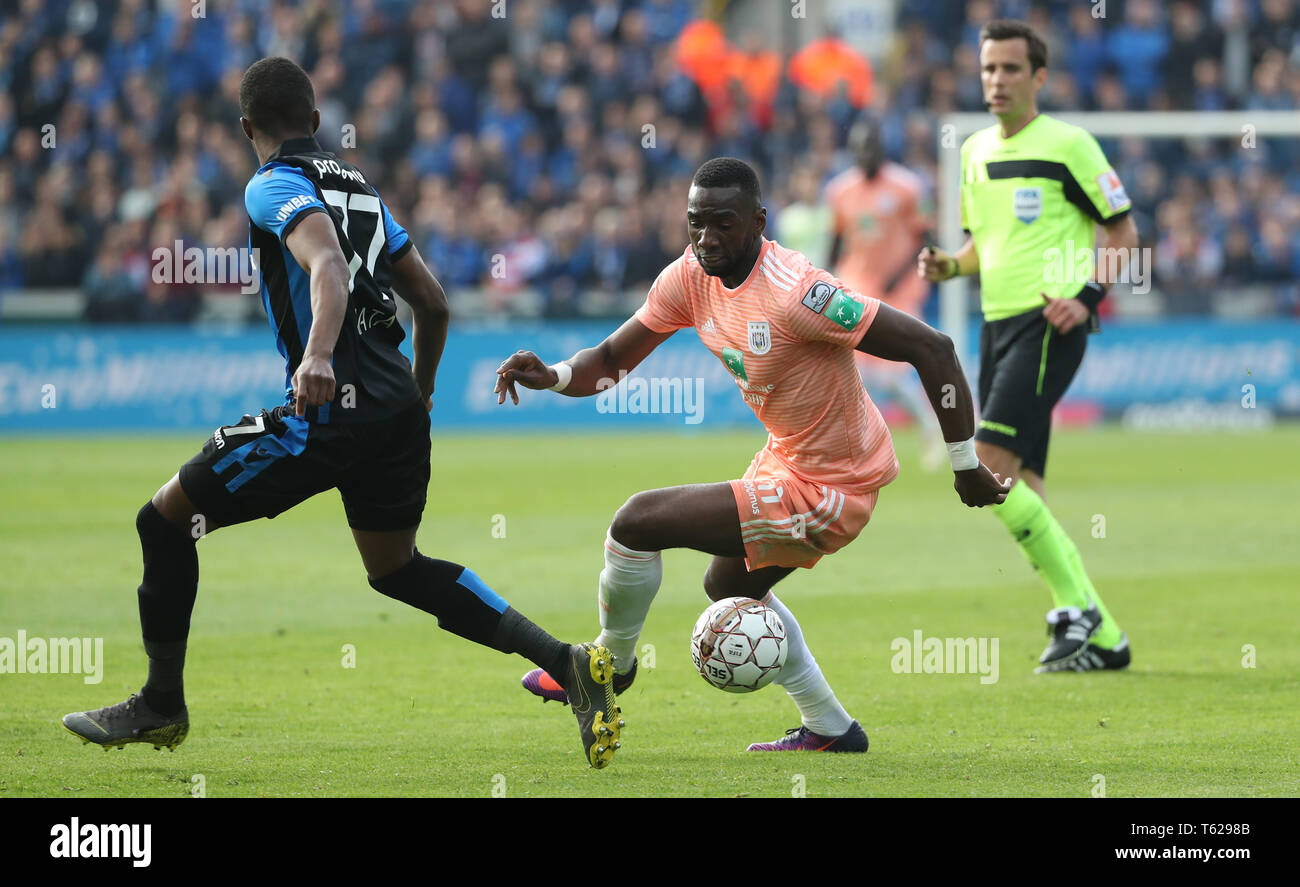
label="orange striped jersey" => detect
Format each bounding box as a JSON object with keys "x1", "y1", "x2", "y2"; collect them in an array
[
  {"x1": 635, "y1": 238, "x2": 899, "y2": 493},
  {"x1": 825, "y1": 162, "x2": 931, "y2": 313}
]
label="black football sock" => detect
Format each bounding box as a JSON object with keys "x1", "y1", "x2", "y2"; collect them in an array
[
  {"x1": 493, "y1": 607, "x2": 572, "y2": 681},
  {"x1": 143, "y1": 640, "x2": 187, "y2": 716},
  {"x1": 369, "y1": 551, "x2": 568, "y2": 674},
  {"x1": 135, "y1": 501, "x2": 198, "y2": 716}
]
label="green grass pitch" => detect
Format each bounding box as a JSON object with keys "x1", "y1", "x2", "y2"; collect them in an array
[{"x1": 2, "y1": 426, "x2": 1297, "y2": 797}]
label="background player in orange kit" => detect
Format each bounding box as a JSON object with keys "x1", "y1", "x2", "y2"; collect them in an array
[
  {"x1": 827, "y1": 118, "x2": 946, "y2": 471},
  {"x1": 494, "y1": 158, "x2": 1009, "y2": 752}
]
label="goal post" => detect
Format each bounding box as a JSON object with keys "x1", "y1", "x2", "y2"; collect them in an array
[{"x1": 935, "y1": 110, "x2": 1300, "y2": 366}]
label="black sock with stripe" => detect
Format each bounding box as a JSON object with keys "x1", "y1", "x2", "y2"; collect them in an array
[{"x1": 368, "y1": 552, "x2": 569, "y2": 678}]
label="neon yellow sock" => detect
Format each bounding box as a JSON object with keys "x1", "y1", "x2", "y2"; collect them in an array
[
  {"x1": 992, "y1": 482, "x2": 1122, "y2": 647},
  {"x1": 1056, "y1": 523, "x2": 1123, "y2": 648}
]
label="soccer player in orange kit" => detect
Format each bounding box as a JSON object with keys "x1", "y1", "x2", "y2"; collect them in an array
[{"x1": 495, "y1": 158, "x2": 1008, "y2": 752}]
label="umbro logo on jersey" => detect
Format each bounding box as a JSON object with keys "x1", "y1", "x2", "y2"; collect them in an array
[
  {"x1": 700, "y1": 317, "x2": 717, "y2": 334},
  {"x1": 802, "y1": 281, "x2": 835, "y2": 315}
]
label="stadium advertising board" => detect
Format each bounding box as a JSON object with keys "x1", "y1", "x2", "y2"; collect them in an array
[{"x1": 0, "y1": 321, "x2": 1294, "y2": 431}]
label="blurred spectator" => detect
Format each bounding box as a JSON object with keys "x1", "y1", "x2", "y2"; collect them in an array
[
  {"x1": 1251, "y1": 0, "x2": 1298, "y2": 66},
  {"x1": 83, "y1": 232, "x2": 143, "y2": 323},
  {"x1": 1220, "y1": 224, "x2": 1257, "y2": 285},
  {"x1": 729, "y1": 31, "x2": 782, "y2": 129},
  {"x1": 787, "y1": 33, "x2": 874, "y2": 109},
  {"x1": 674, "y1": 17, "x2": 731, "y2": 110},
  {"x1": 1108, "y1": 0, "x2": 1170, "y2": 106},
  {"x1": 775, "y1": 165, "x2": 832, "y2": 268},
  {"x1": 1164, "y1": 1, "x2": 1223, "y2": 107},
  {"x1": 0, "y1": 0, "x2": 1290, "y2": 324},
  {"x1": 446, "y1": 0, "x2": 508, "y2": 90}
]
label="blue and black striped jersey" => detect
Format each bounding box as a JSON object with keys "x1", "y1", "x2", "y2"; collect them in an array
[{"x1": 245, "y1": 136, "x2": 421, "y2": 424}]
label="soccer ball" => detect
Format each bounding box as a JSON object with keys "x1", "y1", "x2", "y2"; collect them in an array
[{"x1": 690, "y1": 596, "x2": 788, "y2": 693}]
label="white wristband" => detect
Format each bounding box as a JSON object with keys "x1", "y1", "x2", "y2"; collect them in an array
[
  {"x1": 548, "y1": 361, "x2": 572, "y2": 392},
  {"x1": 947, "y1": 438, "x2": 979, "y2": 471}
]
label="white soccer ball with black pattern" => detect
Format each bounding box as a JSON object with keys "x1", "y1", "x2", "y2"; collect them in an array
[{"x1": 690, "y1": 596, "x2": 788, "y2": 692}]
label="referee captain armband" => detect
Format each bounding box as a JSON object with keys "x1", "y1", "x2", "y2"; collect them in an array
[
  {"x1": 548, "y1": 361, "x2": 572, "y2": 392},
  {"x1": 947, "y1": 438, "x2": 980, "y2": 472}
]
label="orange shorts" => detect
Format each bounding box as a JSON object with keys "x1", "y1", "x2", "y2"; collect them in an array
[{"x1": 729, "y1": 447, "x2": 880, "y2": 571}]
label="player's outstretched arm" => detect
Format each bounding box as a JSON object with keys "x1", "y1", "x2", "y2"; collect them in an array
[
  {"x1": 495, "y1": 316, "x2": 672, "y2": 405},
  {"x1": 284, "y1": 212, "x2": 352, "y2": 415},
  {"x1": 855, "y1": 303, "x2": 1009, "y2": 506},
  {"x1": 390, "y1": 245, "x2": 450, "y2": 407}
]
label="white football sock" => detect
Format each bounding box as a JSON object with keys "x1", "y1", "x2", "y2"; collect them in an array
[
  {"x1": 593, "y1": 532, "x2": 662, "y2": 674},
  {"x1": 764, "y1": 593, "x2": 854, "y2": 737}
]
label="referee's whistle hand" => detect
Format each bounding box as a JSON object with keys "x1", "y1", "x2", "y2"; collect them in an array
[
  {"x1": 1041, "y1": 292, "x2": 1089, "y2": 334},
  {"x1": 917, "y1": 246, "x2": 954, "y2": 282}
]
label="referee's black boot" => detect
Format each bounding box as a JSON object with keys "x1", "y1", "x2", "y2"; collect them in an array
[
  {"x1": 1037, "y1": 633, "x2": 1131, "y2": 673},
  {"x1": 1034, "y1": 603, "x2": 1102, "y2": 671}
]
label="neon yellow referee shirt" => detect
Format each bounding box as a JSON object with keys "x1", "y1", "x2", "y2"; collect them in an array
[{"x1": 960, "y1": 113, "x2": 1132, "y2": 321}]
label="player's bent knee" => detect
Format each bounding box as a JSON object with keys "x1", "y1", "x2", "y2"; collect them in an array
[
  {"x1": 361, "y1": 551, "x2": 415, "y2": 581},
  {"x1": 353, "y1": 528, "x2": 417, "y2": 580},
  {"x1": 608, "y1": 492, "x2": 658, "y2": 551},
  {"x1": 137, "y1": 501, "x2": 196, "y2": 549},
  {"x1": 150, "y1": 474, "x2": 216, "y2": 535},
  {"x1": 702, "y1": 570, "x2": 729, "y2": 602},
  {"x1": 702, "y1": 559, "x2": 750, "y2": 602}
]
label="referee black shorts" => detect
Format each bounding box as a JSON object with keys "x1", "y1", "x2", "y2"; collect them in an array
[
  {"x1": 178, "y1": 398, "x2": 430, "y2": 532},
  {"x1": 975, "y1": 306, "x2": 1087, "y2": 478}
]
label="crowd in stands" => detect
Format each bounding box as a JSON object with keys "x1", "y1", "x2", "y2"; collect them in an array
[{"x1": 0, "y1": 0, "x2": 1297, "y2": 321}]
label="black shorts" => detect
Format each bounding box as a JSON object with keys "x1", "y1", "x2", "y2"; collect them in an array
[
  {"x1": 975, "y1": 307, "x2": 1087, "y2": 478},
  {"x1": 178, "y1": 399, "x2": 430, "y2": 532}
]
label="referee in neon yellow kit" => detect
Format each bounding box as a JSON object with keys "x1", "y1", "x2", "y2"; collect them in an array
[{"x1": 919, "y1": 20, "x2": 1139, "y2": 672}]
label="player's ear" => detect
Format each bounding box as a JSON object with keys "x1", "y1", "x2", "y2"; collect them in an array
[
  {"x1": 311, "y1": 108, "x2": 321, "y2": 134},
  {"x1": 239, "y1": 117, "x2": 254, "y2": 141},
  {"x1": 755, "y1": 204, "x2": 767, "y2": 236}
]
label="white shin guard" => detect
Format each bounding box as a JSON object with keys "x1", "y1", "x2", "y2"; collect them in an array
[
  {"x1": 593, "y1": 533, "x2": 663, "y2": 674},
  {"x1": 765, "y1": 592, "x2": 854, "y2": 737}
]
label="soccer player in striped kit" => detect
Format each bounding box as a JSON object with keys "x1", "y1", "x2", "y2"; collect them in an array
[
  {"x1": 62, "y1": 57, "x2": 624, "y2": 770},
  {"x1": 495, "y1": 158, "x2": 1009, "y2": 752}
]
